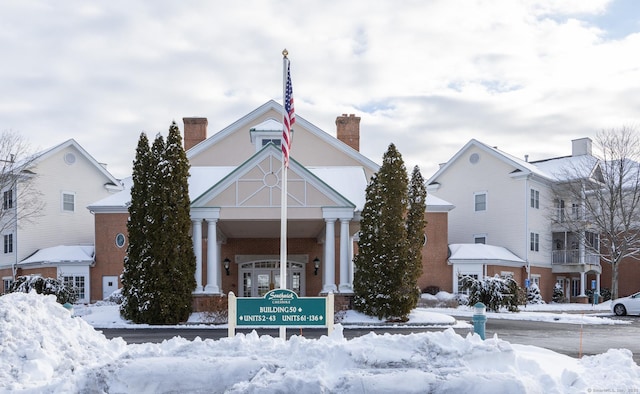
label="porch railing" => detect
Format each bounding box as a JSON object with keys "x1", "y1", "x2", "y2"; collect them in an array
[{"x1": 551, "y1": 249, "x2": 600, "y2": 265}]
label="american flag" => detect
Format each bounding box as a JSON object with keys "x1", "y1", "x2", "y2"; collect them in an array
[{"x1": 282, "y1": 59, "x2": 295, "y2": 168}]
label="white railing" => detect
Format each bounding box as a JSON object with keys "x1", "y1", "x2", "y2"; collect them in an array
[{"x1": 552, "y1": 249, "x2": 600, "y2": 265}]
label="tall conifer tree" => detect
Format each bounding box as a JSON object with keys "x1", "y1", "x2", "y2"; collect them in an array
[
  {"x1": 405, "y1": 165, "x2": 427, "y2": 308},
  {"x1": 160, "y1": 121, "x2": 196, "y2": 323},
  {"x1": 121, "y1": 133, "x2": 153, "y2": 322},
  {"x1": 121, "y1": 124, "x2": 195, "y2": 324},
  {"x1": 353, "y1": 143, "x2": 412, "y2": 320}
]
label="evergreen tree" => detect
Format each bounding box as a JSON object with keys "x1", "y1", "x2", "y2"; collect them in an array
[
  {"x1": 121, "y1": 133, "x2": 153, "y2": 322},
  {"x1": 120, "y1": 124, "x2": 196, "y2": 324},
  {"x1": 353, "y1": 143, "x2": 412, "y2": 321},
  {"x1": 159, "y1": 121, "x2": 196, "y2": 323},
  {"x1": 406, "y1": 166, "x2": 427, "y2": 294}
]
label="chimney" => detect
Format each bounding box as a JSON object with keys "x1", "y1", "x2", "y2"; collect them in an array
[
  {"x1": 336, "y1": 114, "x2": 360, "y2": 151},
  {"x1": 571, "y1": 137, "x2": 592, "y2": 156},
  {"x1": 183, "y1": 117, "x2": 208, "y2": 150}
]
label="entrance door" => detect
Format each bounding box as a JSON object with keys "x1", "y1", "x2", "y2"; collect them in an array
[
  {"x1": 240, "y1": 261, "x2": 305, "y2": 297},
  {"x1": 102, "y1": 276, "x2": 118, "y2": 299},
  {"x1": 255, "y1": 270, "x2": 275, "y2": 297}
]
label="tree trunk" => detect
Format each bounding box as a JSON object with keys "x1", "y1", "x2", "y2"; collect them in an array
[{"x1": 611, "y1": 262, "x2": 619, "y2": 300}]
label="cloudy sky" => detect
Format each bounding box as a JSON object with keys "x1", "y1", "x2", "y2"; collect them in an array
[{"x1": 1, "y1": 0, "x2": 639, "y2": 179}]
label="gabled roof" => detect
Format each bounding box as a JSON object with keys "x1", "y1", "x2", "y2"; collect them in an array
[
  {"x1": 89, "y1": 146, "x2": 368, "y2": 212},
  {"x1": 29, "y1": 139, "x2": 123, "y2": 190},
  {"x1": 19, "y1": 245, "x2": 94, "y2": 266},
  {"x1": 448, "y1": 243, "x2": 524, "y2": 264},
  {"x1": 191, "y1": 143, "x2": 358, "y2": 210},
  {"x1": 187, "y1": 100, "x2": 380, "y2": 173},
  {"x1": 427, "y1": 138, "x2": 601, "y2": 186}
]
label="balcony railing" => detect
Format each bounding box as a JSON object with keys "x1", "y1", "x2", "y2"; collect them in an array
[{"x1": 552, "y1": 249, "x2": 600, "y2": 265}]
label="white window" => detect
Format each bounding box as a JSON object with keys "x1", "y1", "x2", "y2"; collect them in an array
[
  {"x1": 500, "y1": 271, "x2": 514, "y2": 279},
  {"x1": 3, "y1": 234, "x2": 13, "y2": 254},
  {"x1": 3, "y1": 189, "x2": 13, "y2": 210},
  {"x1": 554, "y1": 199, "x2": 565, "y2": 222},
  {"x1": 474, "y1": 235, "x2": 486, "y2": 244},
  {"x1": 63, "y1": 275, "x2": 86, "y2": 301},
  {"x1": 62, "y1": 192, "x2": 75, "y2": 212},
  {"x1": 530, "y1": 189, "x2": 539, "y2": 209},
  {"x1": 261, "y1": 138, "x2": 281, "y2": 147},
  {"x1": 530, "y1": 232, "x2": 539, "y2": 252},
  {"x1": 2, "y1": 277, "x2": 13, "y2": 293},
  {"x1": 474, "y1": 192, "x2": 487, "y2": 212},
  {"x1": 531, "y1": 275, "x2": 541, "y2": 287}
]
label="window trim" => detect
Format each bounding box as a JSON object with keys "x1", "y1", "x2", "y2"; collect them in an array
[
  {"x1": 3, "y1": 233, "x2": 13, "y2": 254},
  {"x1": 530, "y1": 232, "x2": 540, "y2": 252},
  {"x1": 473, "y1": 234, "x2": 487, "y2": 244},
  {"x1": 474, "y1": 191, "x2": 487, "y2": 212},
  {"x1": 530, "y1": 189, "x2": 539, "y2": 209},
  {"x1": 62, "y1": 191, "x2": 75, "y2": 212},
  {"x1": 3, "y1": 189, "x2": 13, "y2": 210}
]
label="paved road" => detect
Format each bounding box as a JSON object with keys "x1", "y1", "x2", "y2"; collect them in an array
[{"x1": 99, "y1": 315, "x2": 640, "y2": 363}]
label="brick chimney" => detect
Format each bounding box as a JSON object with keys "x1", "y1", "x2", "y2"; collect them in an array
[
  {"x1": 336, "y1": 114, "x2": 360, "y2": 151},
  {"x1": 183, "y1": 117, "x2": 208, "y2": 150}
]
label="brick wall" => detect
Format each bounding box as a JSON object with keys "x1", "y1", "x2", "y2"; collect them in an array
[
  {"x1": 91, "y1": 212, "x2": 128, "y2": 302},
  {"x1": 419, "y1": 212, "x2": 452, "y2": 293}
]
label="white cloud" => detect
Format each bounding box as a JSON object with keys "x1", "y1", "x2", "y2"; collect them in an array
[{"x1": 0, "y1": 0, "x2": 638, "y2": 178}]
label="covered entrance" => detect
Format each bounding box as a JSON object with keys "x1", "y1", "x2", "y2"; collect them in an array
[{"x1": 239, "y1": 261, "x2": 304, "y2": 297}]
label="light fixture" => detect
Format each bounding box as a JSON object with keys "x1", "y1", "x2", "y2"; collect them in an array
[
  {"x1": 223, "y1": 258, "x2": 230, "y2": 276},
  {"x1": 313, "y1": 257, "x2": 320, "y2": 276}
]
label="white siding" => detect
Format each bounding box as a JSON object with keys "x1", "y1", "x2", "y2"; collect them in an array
[{"x1": 0, "y1": 144, "x2": 118, "y2": 267}]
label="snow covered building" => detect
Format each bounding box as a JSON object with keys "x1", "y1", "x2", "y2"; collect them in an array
[
  {"x1": 0, "y1": 140, "x2": 123, "y2": 302},
  {"x1": 427, "y1": 138, "x2": 605, "y2": 302},
  {"x1": 88, "y1": 101, "x2": 454, "y2": 306}
]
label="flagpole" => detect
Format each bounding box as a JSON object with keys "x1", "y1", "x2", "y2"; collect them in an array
[{"x1": 279, "y1": 49, "x2": 289, "y2": 340}]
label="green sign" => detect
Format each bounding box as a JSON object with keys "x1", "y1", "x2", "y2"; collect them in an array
[{"x1": 236, "y1": 289, "x2": 326, "y2": 326}]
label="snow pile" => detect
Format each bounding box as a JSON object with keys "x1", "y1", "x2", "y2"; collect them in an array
[
  {"x1": 0, "y1": 292, "x2": 127, "y2": 392},
  {"x1": 2, "y1": 292, "x2": 640, "y2": 393}
]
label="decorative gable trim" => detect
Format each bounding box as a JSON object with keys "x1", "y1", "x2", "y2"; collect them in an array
[{"x1": 191, "y1": 143, "x2": 355, "y2": 210}]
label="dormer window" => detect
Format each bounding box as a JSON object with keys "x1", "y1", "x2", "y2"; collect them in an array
[
  {"x1": 261, "y1": 138, "x2": 281, "y2": 147},
  {"x1": 250, "y1": 118, "x2": 292, "y2": 153}
]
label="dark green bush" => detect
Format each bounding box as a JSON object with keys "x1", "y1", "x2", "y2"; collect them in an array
[{"x1": 8, "y1": 275, "x2": 78, "y2": 304}]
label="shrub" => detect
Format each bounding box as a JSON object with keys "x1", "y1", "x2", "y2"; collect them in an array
[
  {"x1": 199, "y1": 295, "x2": 228, "y2": 324},
  {"x1": 552, "y1": 283, "x2": 565, "y2": 303},
  {"x1": 460, "y1": 275, "x2": 525, "y2": 312},
  {"x1": 8, "y1": 275, "x2": 78, "y2": 304},
  {"x1": 526, "y1": 283, "x2": 545, "y2": 305}
]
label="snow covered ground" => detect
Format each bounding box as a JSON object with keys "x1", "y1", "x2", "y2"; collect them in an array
[{"x1": 2, "y1": 292, "x2": 639, "y2": 393}]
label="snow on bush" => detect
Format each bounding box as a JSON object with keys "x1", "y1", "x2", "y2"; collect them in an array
[
  {"x1": 527, "y1": 283, "x2": 545, "y2": 305},
  {"x1": 460, "y1": 275, "x2": 525, "y2": 312}
]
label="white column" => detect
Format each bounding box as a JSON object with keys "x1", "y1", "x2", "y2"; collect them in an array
[
  {"x1": 205, "y1": 218, "x2": 221, "y2": 294},
  {"x1": 192, "y1": 219, "x2": 203, "y2": 293},
  {"x1": 338, "y1": 218, "x2": 352, "y2": 293},
  {"x1": 579, "y1": 271, "x2": 586, "y2": 296},
  {"x1": 322, "y1": 218, "x2": 337, "y2": 293}
]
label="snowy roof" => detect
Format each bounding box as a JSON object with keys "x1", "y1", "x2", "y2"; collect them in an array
[
  {"x1": 425, "y1": 194, "x2": 455, "y2": 212},
  {"x1": 19, "y1": 245, "x2": 95, "y2": 265},
  {"x1": 427, "y1": 138, "x2": 601, "y2": 186},
  {"x1": 448, "y1": 243, "x2": 524, "y2": 264},
  {"x1": 307, "y1": 167, "x2": 367, "y2": 210},
  {"x1": 531, "y1": 155, "x2": 599, "y2": 182}
]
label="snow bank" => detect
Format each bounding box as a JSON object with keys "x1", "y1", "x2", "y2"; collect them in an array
[{"x1": 1, "y1": 292, "x2": 639, "y2": 393}]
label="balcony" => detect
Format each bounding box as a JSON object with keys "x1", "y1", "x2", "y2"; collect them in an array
[{"x1": 551, "y1": 249, "x2": 601, "y2": 274}]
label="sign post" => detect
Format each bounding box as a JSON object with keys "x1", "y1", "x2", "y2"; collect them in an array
[{"x1": 228, "y1": 289, "x2": 334, "y2": 338}]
